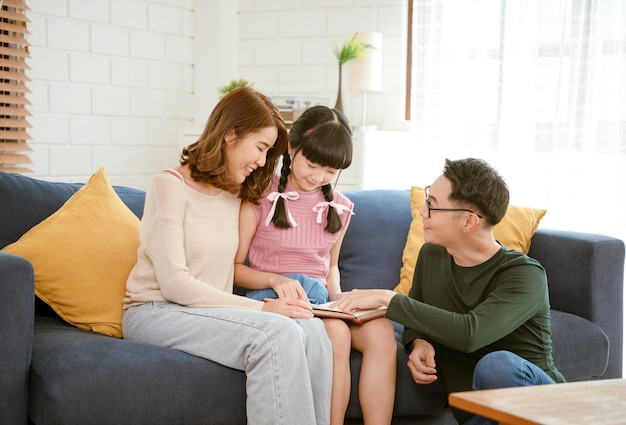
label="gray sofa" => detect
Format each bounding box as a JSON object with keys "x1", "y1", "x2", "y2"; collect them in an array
[{"x1": 0, "y1": 171, "x2": 624, "y2": 425}]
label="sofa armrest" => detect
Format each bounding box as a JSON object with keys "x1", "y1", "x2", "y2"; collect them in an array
[
  {"x1": 0, "y1": 251, "x2": 34, "y2": 425},
  {"x1": 528, "y1": 228, "x2": 624, "y2": 379}
]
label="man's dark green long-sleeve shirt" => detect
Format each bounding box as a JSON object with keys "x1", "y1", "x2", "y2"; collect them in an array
[{"x1": 386, "y1": 242, "x2": 565, "y2": 420}]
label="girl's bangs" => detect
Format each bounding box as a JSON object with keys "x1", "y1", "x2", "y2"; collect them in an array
[{"x1": 300, "y1": 127, "x2": 352, "y2": 169}]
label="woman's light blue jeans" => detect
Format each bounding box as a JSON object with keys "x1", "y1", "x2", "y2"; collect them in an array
[
  {"x1": 246, "y1": 273, "x2": 329, "y2": 305},
  {"x1": 463, "y1": 350, "x2": 556, "y2": 425},
  {"x1": 122, "y1": 301, "x2": 332, "y2": 425}
]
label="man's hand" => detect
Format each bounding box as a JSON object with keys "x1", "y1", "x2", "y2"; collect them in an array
[
  {"x1": 330, "y1": 288, "x2": 396, "y2": 312},
  {"x1": 261, "y1": 298, "x2": 313, "y2": 319},
  {"x1": 407, "y1": 339, "x2": 438, "y2": 384}
]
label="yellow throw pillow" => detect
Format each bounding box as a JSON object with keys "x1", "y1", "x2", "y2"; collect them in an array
[
  {"x1": 395, "y1": 187, "x2": 426, "y2": 295},
  {"x1": 394, "y1": 186, "x2": 546, "y2": 295},
  {"x1": 2, "y1": 168, "x2": 140, "y2": 338}
]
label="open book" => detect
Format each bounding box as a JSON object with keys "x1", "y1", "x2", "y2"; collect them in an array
[{"x1": 312, "y1": 302, "x2": 387, "y2": 323}]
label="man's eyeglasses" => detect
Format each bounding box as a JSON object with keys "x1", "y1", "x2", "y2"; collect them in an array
[{"x1": 424, "y1": 186, "x2": 483, "y2": 219}]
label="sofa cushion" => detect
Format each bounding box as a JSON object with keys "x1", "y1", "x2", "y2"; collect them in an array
[
  {"x1": 30, "y1": 316, "x2": 450, "y2": 425},
  {"x1": 111, "y1": 185, "x2": 146, "y2": 219},
  {"x1": 549, "y1": 309, "x2": 609, "y2": 381},
  {"x1": 394, "y1": 186, "x2": 547, "y2": 295},
  {"x1": 339, "y1": 190, "x2": 412, "y2": 292},
  {"x1": 2, "y1": 168, "x2": 139, "y2": 338},
  {"x1": 0, "y1": 172, "x2": 82, "y2": 249},
  {"x1": 0, "y1": 171, "x2": 145, "y2": 250},
  {"x1": 30, "y1": 317, "x2": 247, "y2": 425}
]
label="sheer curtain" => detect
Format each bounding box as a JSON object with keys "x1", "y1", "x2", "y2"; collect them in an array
[{"x1": 410, "y1": 0, "x2": 625, "y2": 368}]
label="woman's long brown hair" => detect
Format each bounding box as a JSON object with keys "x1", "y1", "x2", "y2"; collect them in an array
[{"x1": 180, "y1": 87, "x2": 288, "y2": 203}]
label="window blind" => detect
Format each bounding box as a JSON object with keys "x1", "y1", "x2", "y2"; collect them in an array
[{"x1": 0, "y1": 0, "x2": 32, "y2": 173}]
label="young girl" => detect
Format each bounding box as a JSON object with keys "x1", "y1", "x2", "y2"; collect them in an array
[
  {"x1": 234, "y1": 105, "x2": 397, "y2": 425},
  {"x1": 123, "y1": 88, "x2": 332, "y2": 425}
]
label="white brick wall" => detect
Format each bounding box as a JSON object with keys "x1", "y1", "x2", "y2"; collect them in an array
[
  {"x1": 25, "y1": 0, "x2": 406, "y2": 189},
  {"x1": 235, "y1": 0, "x2": 406, "y2": 131},
  {"x1": 27, "y1": 0, "x2": 195, "y2": 188}
]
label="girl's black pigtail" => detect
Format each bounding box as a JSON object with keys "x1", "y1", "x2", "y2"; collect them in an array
[
  {"x1": 322, "y1": 183, "x2": 342, "y2": 233},
  {"x1": 271, "y1": 152, "x2": 293, "y2": 229}
]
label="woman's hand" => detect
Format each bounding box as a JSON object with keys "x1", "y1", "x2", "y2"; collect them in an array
[
  {"x1": 261, "y1": 298, "x2": 314, "y2": 319},
  {"x1": 407, "y1": 339, "x2": 438, "y2": 384}
]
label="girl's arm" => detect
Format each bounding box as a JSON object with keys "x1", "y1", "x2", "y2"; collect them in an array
[
  {"x1": 234, "y1": 202, "x2": 309, "y2": 301},
  {"x1": 326, "y1": 220, "x2": 350, "y2": 301}
]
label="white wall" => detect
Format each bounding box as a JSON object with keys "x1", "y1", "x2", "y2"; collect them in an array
[
  {"x1": 234, "y1": 0, "x2": 406, "y2": 128},
  {"x1": 26, "y1": 0, "x2": 198, "y2": 189},
  {"x1": 25, "y1": 0, "x2": 406, "y2": 190}
]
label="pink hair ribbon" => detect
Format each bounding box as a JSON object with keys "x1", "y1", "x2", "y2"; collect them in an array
[
  {"x1": 264, "y1": 191, "x2": 300, "y2": 227},
  {"x1": 312, "y1": 201, "x2": 354, "y2": 224}
]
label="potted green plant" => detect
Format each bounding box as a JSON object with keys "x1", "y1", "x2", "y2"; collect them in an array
[
  {"x1": 218, "y1": 78, "x2": 254, "y2": 98},
  {"x1": 333, "y1": 33, "x2": 371, "y2": 113}
]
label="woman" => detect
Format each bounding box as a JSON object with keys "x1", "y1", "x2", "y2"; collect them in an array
[{"x1": 122, "y1": 88, "x2": 332, "y2": 425}]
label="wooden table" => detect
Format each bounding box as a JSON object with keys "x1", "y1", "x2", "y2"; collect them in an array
[{"x1": 448, "y1": 378, "x2": 626, "y2": 425}]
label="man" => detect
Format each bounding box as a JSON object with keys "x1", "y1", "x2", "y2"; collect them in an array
[{"x1": 333, "y1": 158, "x2": 565, "y2": 425}]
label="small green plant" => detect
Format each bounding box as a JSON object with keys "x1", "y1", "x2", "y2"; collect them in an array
[
  {"x1": 218, "y1": 79, "x2": 254, "y2": 98},
  {"x1": 332, "y1": 32, "x2": 374, "y2": 112},
  {"x1": 333, "y1": 33, "x2": 371, "y2": 65}
]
